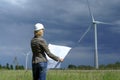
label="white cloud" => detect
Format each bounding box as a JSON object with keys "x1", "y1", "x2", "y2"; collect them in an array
[{"x1": 4, "y1": 0, "x2": 27, "y2": 7}]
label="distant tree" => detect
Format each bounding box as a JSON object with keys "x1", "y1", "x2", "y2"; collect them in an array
[
  {"x1": 107, "y1": 63, "x2": 115, "y2": 69},
  {"x1": 0, "y1": 64, "x2": 2, "y2": 69},
  {"x1": 15, "y1": 65, "x2": 19, "y2": 70},
  {"x1": 19, "y1": 65, "x2": 24, "y2": 70},
  {"x1": 68, "y1": 64, "x2": 77, "y2": 69},
  {"x1": 6, "y1": 63, "x2": 10, "y2": 70},
  {"x1": 115, "y1": 61, "x2": 120, "y2": 66},
  {"x1": 112, "y1": 61, "x2": 120, "y2": 69},
  {"x1": 10, "y1": 64, "x2": 14, "y2": 70},
  {"x1": 99, "y1": 64, "x2": 105, "y2": 69},
  {"x1": 78, "y1": 65, "x2": 94, "y2": 70}
]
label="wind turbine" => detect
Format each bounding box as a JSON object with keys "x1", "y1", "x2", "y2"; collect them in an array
[
  {"x1": 87, "y1": 0, "x2": 99, "y2": 69},
  {"x1": 78, "y1": 0, "x2": 112, "y2": 69},
  {"x1": 13, "y1": 56, "x2": 18, "y2": 70},
  {"x1": 23, "y1": 51, "x2": 30, "y2": 70}
]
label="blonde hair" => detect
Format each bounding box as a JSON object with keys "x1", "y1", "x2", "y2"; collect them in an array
[{"x1": 34, "y1": 30, "x2": 43, "y2": 37}]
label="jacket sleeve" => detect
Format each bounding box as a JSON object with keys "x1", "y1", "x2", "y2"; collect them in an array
[{"x1": 39, "y1": 39, "x2": 60, "y2": 61}]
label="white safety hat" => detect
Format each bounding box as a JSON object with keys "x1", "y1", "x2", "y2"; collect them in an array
[{"x1": 34, "y1": 23, "x2": 45, "y2": 31}]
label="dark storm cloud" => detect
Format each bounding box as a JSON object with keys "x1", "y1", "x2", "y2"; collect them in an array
[{"x1": 0, "y1": 0, "x2": 120, "y2": 67}]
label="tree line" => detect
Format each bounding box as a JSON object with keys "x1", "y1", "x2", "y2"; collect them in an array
[
  {"x1": 0, "y1": 61, "x2": 120, "y2": 70},
  {"x1": 0, "y1": 63, "x2": 24, "y2": 70},
  {"x1": 0, "y1": 56, "x2": 25, "y2": 70},
  {"x1": 67, "y1": 61, "x2": 120, "y2": 70}
]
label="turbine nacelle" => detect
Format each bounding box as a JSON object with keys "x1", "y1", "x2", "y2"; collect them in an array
[{"x1": 93, "y1": 21, "x2": 103, "y2": 24}]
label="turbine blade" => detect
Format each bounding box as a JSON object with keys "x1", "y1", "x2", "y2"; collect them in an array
[
  {"x1": 94, "y1": 21, "x2": 114, "y2": 25},
  {"x1": 87, "y1": 0, "x2": 95, "y2": 22},
  {"x1": 78, "y1": 24, "x2": 92, "y2": 43}
]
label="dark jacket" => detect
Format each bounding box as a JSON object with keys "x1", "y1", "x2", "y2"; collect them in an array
[{"x1": 31, "y1": 36, "x2": 59, "y2": 63}]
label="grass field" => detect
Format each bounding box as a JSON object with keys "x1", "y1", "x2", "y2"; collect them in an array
[{"x1": 0, "y1": 70, "x2": 120, "y2": 80}]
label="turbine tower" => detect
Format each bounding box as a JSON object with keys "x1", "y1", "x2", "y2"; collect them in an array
[
  {"x1": 87, "y1": 0, "x2": 98, "y2": 69},
  {"x1": 24, "y1": 52, "x2": 30, "y2": 70}
]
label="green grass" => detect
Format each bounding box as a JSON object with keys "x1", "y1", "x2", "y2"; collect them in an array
[
  {"x1": 0, "y1": 70, "x2": 32, "y2": 80},
  {"x1": 0, "y1": 70, "x2": 120, "y2": 80},
  {"x1": 47, "y1": 70, "x2": 120, "y2": 80}
]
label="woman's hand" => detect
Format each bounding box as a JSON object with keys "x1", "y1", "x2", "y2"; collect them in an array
[{"x1": 59, "y1": 58, "x2": 64, "y2": 62}]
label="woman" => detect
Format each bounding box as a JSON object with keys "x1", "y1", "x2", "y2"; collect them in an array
[{"x1": 31, "y1": 23, "x2": 63, "y2": 80}]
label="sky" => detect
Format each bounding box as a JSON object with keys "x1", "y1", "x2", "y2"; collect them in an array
[{"x1": 0, "y1": 0, "x2": 120, "y2": 68}]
